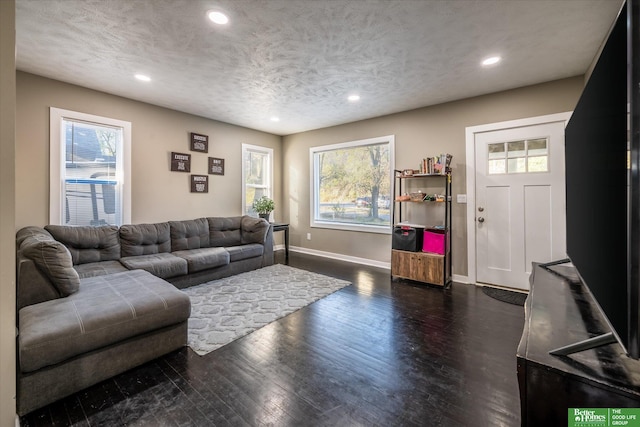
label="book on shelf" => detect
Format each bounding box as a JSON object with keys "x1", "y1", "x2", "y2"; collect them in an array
[{"x1": 418, "y1": 153, "x2": 453, "y2": 175}]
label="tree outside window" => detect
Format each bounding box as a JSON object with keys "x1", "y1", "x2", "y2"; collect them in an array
[{"x1": 311, "y1": 135, "x2": 395, "y2": 233}]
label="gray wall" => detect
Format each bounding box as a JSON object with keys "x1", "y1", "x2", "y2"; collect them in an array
[
  {"x1": 0, "y1": 0, "x2": 16, "y2": 424},
  {"x1": 283, "y1": 77, "x2": 584, "y2": 276},
  {"x1": 16, "y1": 72, "x2": 282, "y2": 229},
  {"x1": 8, "y1": 64, "x2": 583, "y2": 425}
]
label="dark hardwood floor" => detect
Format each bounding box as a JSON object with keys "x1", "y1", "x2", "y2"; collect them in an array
[{"x1": 19, "y1": 251, "x2": 525, "y2": 427}]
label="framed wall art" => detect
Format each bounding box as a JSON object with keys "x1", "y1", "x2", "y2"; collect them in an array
[
  {"x1": 170, "y1": 152, "x2": 191, "y2": 172},
  {"x1": 190, "y1": 175, "x2": 209, "y2": 193},
  {"x1": 190, "y1": 132, "x2": 209, "y2": 153},
  {"x1": 208, "y1": 157, "x2": 225, "y2": 175}
]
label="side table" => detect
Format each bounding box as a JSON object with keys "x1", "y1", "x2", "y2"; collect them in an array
[{"x1": 270, "y1": 222, "x2": 289, "y2": 260}]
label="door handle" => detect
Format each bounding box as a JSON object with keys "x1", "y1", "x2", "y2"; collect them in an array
[{"x1": 478, "y1": 217, "x2": 485, "y2": 223}]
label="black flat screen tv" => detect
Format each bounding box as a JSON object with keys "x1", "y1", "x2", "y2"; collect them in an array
[{"x1": 561, "y1": 0, "x2": 640, "y2": 359}]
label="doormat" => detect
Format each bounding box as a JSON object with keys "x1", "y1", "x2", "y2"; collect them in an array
[{"x1": 481, "y1": 286, "x2": 527, "y2": 306}]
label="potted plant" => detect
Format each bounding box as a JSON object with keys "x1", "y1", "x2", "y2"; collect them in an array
[{"x1": 253, "y1": 196, "x2": 275, "y2": 221}]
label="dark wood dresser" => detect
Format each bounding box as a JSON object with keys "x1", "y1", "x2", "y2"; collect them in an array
[{"x1": 517, "y1": 263, "x2": 640, "y2": 426}]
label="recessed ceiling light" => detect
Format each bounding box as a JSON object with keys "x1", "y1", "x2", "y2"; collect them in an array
[
  {"x1": 482, "y1": 56, "x2": 501, "y2": 66},
  {"x1": 270, "y1": 116, "x2": 280, "y2": 122},
  {"x1": 348, "y1": 94, "x2": 360, "y2": 102},
  {"x1": 134, "y1": 74, "x2": 151, "y2": 82},
  {"x1": 207, "y1": 10, "x2": 229, "y2": 25}
]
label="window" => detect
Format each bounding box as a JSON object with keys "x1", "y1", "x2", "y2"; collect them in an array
[
  {"x1": 488, "y1": 138, "x2": 549, "y2": 174},
  {"x1": 242, "y1": 144, "x2": 274, "y2": 217},
  {"x1": 310, "y1": 135, "x2": 395, "y2": 233},
  {"x1": 50, "y1": 108, "x2": 131, "y2": 226}
]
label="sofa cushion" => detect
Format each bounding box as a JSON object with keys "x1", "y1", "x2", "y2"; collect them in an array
[
  {"x1": 18, "y1": 269, "x2": 191, "y2": 373},
  {"x1": 225, "y1": 244, "x2": 264, "y2": 262},
  {"x1": 241, "y1": 216, "x2": 269, "y2": 244},
  {"x1": 170, "y1": 218, "x2": 210, "y2": 251},
  {"x1": 20, "y1": 235, "x2": 80, "y2": 297},
  {"x1": 45, "y1": 225, "x2": 120, "y2": 265},
  {"x1": 172, "y1": 247, "x2": 229, "y2": 273},
  {"x1": 208, "y1": 216, "x2": 242, "y2": 247},
  {"x1": 74, "y1": 260, "x2": 129, "y2": 279},
  {"x1": 16, "y1": 226, "x2": 53, "y2": 248},
  {"x1": 119, "y1": 253, "x2": 188, "y2": 279},
  {"x1": 119, "y1": 222, "x2": 171, "y2": 256}
]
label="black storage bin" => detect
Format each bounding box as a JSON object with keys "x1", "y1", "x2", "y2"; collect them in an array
[{"x1": 392, "y1": 225, "x2": 424, "y2": 252}]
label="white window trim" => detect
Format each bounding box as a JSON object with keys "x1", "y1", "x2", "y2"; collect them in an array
[
  {"x1": 309, "y1": 135, "x2": 395, "y2": 234},
  {"x1": 49, "y1": 107, "x2": 131, "y2": 225},
  {"x1": 241, "y1": 143, "x2": 274, "y2": 216}
]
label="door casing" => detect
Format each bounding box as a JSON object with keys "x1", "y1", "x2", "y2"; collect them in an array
[{"x1": 464, "y1": 112, "x2": 572, "y2": 286}]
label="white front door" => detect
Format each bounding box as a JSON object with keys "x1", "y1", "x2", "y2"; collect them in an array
[{"x1": 472, "y1": 118, "x2": 568, "y2": 290}]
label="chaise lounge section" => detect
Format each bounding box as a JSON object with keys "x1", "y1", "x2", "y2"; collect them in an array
[{"x1": 15, "y1": 215, "x2": 273, "y2": 415}]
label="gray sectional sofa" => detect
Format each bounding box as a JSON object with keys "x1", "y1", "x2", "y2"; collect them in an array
[{"x1": 15, "y1": 215, "x2": 273, "y2": 416}]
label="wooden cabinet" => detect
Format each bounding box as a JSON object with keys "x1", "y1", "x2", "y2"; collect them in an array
[
  {"x1": 391, "y1": 170, "x2": 452, "y2": 287},
  {"x1": 391, "y1": 249, "x2": 446, "y2": 285}
]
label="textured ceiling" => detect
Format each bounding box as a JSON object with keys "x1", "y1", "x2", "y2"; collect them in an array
[{"x1": 16, "y1": 0, "x2": 624, "y2": 136}]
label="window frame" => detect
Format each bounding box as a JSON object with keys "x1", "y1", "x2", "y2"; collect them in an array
[
  {"x1": 309, "y1": 135, "x2": 395, "y2": 234},
  {"x1": 49, "y1": 107, "x2": 131, "y2": 226},
  {"x1": 241, "y1": 143, "x2": 274, "y2": 217},
  {"x1": 487, "y1": 137, "x2": 550, "y2": 175}
]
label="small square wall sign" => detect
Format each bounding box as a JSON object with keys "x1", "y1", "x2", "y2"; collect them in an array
[
  {"x1": 170, "y1": 152, "x2": 191, "y2": 172},
  {"x1": 208, "y1": 157, "x2": 224, "y2": 175},
  {"x1": 190, "y1": 175, "x2": 209, "y2": 193},
  {"x1": 190, "y1": 133, "x2": 209, "y2": 153}
]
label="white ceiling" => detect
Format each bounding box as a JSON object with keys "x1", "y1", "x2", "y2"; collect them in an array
[{"x1": 16, "y1": 0, "x2": 624, "y2": 136}]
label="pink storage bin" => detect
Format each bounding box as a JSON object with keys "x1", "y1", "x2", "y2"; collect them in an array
[{"x1": 422, "y1": 230, "x2": 446, "y2": 255}]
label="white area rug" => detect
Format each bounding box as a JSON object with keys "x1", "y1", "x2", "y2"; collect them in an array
[{"x1": 184, "y1": 263, "x2": 351, "y2": 356}]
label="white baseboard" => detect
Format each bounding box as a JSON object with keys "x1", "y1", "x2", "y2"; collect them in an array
[
  {"x1": 452, "y1": 274, "x2": 471, "y2": 284},
  {"x1": 277, "y1": 246, "x2": 470, "y2": 283},
  {"x1": 288, "y1": 246, "x2": 391, "y2": 270}
]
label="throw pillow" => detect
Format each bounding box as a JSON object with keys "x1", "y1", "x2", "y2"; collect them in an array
[{"x1": 21, "y1": 236, "x2": 80, "y2": 297}]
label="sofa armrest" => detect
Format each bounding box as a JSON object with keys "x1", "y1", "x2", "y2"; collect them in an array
[
  {"x1": 240, "y1": 216, "x2": 269, "y2": 244},
  {"x1": 262, "y1": 226, "x2": 274, "y2": 267},
  {"x1": 240, "y1": 216, "x2": 273, "y2": 266},
  {"x1": 16, "y1": 256, "x2": 60, "y2": 311}
]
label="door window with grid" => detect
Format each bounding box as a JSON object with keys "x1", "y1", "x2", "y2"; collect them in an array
[{"x1": 487, "y1": 138, "x2": 549, "y2": 174}]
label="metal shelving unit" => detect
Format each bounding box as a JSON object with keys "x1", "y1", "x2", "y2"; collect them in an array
[{"x1": 391, "y1": 170, "x2": 452, "y2": 287}]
